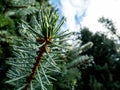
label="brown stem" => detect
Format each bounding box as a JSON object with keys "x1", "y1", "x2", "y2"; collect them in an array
[{"x1": 24, "y1": 43, "x2": 47, "y2": 90}]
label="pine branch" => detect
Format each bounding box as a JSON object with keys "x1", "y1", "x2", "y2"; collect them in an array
[
  {"x1": 24, "y1": 37, "x2": 50, "y2": 90},
  {"x1": 6, "y1": 4, "x2": 70, "y2": 90},
  {"x1": 3, "y1": 0, "x2": 38, "y2": 16},
  {"x1": 5, "y1": 2, "x2": 95, "y2": 90},
  {"x1": 67, "y1": 55, "x2": 93, "y2": 69}
]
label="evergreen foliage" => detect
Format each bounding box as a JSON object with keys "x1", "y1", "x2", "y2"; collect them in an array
[
  {"x1": 6, "y1": 4, "x2": 68, "y2": 90},
  {"x1": 0, "y1": 0, "x2": 49, "y2": 89},
  {"x1": 51, "y1": 42, "x2": 94, "y2": 90},
  {"x1": 3, "y1": 1, "x2": 94, "y2": 90},
  {"x1": 75, "y1": 27, "x2": 120, "y2": 90},
  {"x1": 0, "y1": 0, "x2": 94, "y2": 90},
  {"x1": 98, "y1": 17, "x2": 120, "y2": 39}
]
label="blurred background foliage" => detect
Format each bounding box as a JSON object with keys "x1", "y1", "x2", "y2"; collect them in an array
[{"x1": 74, "y1": 23, "x2": 120, "y2": 89}]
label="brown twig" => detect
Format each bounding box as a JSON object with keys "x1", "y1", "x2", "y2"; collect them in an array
[{"x1": 24, "y1": 37, "x2": 51, "y2": 90}]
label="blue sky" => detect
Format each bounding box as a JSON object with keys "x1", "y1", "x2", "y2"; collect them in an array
[
  {"x1": 50, "y1": 0, "x2": 89, "y2": 32},
  {"x1": 50, "y1": 0, "x2": 120, "y2": 35}
]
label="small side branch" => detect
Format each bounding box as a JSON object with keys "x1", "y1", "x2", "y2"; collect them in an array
[{"x1": 24, "y1": 43, "x2": 47, "y2": 90}]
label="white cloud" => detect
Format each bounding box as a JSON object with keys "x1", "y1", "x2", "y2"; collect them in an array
[
  {"x1": 81, "y1": 0, "x2": 120, "y2": 34},
  {"x1": 51, "y1": 0, "x2": 120, "y2": 36},
  {"x1": 60, "y1": 0, "x2": 89, "y2": 32}
]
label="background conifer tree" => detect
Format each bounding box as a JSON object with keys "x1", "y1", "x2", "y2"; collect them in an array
[{"x1": 74, "y1": 24, "x2": 120, "y2": 90}]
